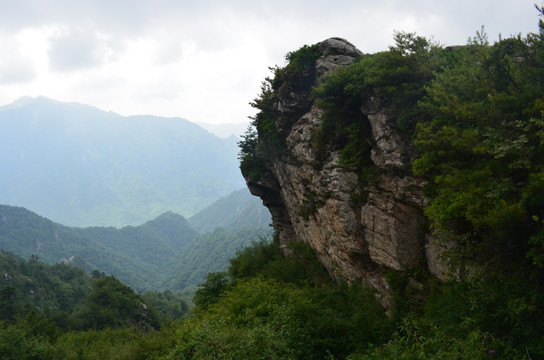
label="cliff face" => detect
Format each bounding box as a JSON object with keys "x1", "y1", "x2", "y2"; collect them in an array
[{"x1": 244, "y1": 38, "x2": 446, "y2": 305}]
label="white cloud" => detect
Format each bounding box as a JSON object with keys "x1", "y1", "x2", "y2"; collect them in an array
[
  {"x1": 0, "y1": 27, "x2": 51, "y2": 83},
  {"x1": 0, "y1": 39, "x2": 37, "y2": 84},
  {"x1": 0, "y1": 0, "x2": 541, "y2": 124}
]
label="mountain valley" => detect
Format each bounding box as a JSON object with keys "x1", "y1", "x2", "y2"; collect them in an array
[{"x1": 0, "y1": 187, "x2": 271, "y2": 292}]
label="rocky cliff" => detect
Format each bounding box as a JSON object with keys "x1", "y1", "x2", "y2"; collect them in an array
[{"x1": 243, "y1": 38, "x2": 448, "y2": 306}]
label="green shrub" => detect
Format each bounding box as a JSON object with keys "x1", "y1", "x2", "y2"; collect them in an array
[
  {"x1": 80, "y1": 276, "x2": 161, "y2": 331},
  {"x1": 348, "y1": 318, "x2": 503, "y2": 360},
  {"x1": 238, "y1": 44, "x2": 321, "y2": 181},
  {"x1": 172, "y1": 277, "x2": 389, "y2": 360}
]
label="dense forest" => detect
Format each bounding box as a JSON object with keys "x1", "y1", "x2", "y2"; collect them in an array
[
  {"x1": 0, "y1": 188, "x2": 271, "y2": 293},
  {"x1": 2, "y1": 5, "x2": 544, "y2": 359}
]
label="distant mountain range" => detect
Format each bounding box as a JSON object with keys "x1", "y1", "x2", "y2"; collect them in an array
[
  {"x1": 188, "y1": 188, "x2": 271, "y2": 233},
  {"x1": 0, "y1": 96, "x2": 246, "y2": 227},
  {"x1": 0, "y1": 188, "x2": 271, "y2": 292},
  {"x1": 196, "y1": 121, "x2": 250, "y2": 139}
]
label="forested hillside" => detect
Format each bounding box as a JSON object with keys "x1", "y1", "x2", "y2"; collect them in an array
[
  {"x1": 0, "y1": 250, "x2": 187, "y2": 330},
  {"x1": 0, "y1": 205, "x2": 197, "y2": 291},
  {"x1": 188, "y1": 188, "x2": 271, "y2": 233},
  {"x1": 159, "y1": 227, "x2": 272, "y2": 290},
  {"x1": 0, "y1": 96, "x2": 244, "y2": 226},
  {"x1": 0, "y1": 188, "x2": 271, "y2": 292}
]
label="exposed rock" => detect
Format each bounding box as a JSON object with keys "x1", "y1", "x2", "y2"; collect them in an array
[
  {"x1": 425, "y1": 234, "x2": 451, "y2": 281},
  {"x1": 361, "y1": 190, "x2": 426, "y2": 271},
  {"x1": 245, "y1": 38, "x2": 447, "y2": 308},
  {"x1": 316, "y1": 37, "x2": 363, "y2": 78},
  {"x1": 362, "y1": 96, "x2": 415, "y2": 170}
]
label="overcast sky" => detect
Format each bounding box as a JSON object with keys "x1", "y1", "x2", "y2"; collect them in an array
[{"x1": 0, "y1": 0, "x2": 540, "y2": 125}]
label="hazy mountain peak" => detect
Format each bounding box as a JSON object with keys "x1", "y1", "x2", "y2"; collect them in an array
[
  {"x1": 0, "y1": 96, "x2": 45, "y2": 111},
  {"x1": 196, "y1": 121, "x2": 249, "y2": 139},
  {"x1": 0, "y1": 97, "x2": 246, "y2": 227}
]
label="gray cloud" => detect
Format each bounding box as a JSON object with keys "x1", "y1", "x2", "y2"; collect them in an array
[
  {"x1": 48, "y1": 28, "x2": 106, "y2": 71},
  {"x1": 0, "y1": 0, "x2": 541, "y2": 123},
  {"x1": 47, "y1": 24, "x2": 130, "y2": 73},
  {"x1": 2, "y1": 1, "x2": 540, "y2": 52}
]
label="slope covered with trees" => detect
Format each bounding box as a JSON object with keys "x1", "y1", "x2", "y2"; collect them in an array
[
  {"x1": 188, "y1": 188, "x2": 271, "y2": 233},
  {"x1": 0, "y1": 187, "x2": 271, "y2": 293},
  {"x1": 0, "y1": 251, "x2": 185, "y2": 328},
  {"x1": 159, "y1": 227, "x2": 272, "y2": 290},
  {"x1": 0, "y1": 205, "x2": 198, "y2": 291},
  {"x1": 0, "y1": 238, "x2": 390, "y2": 360}
]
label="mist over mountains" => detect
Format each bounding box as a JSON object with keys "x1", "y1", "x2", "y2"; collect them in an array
[
  {"x1": 0, "y1": 96, "x2": 272, "y2": 291},
  {"x1": 0, "y1": 96, "x2": 246, "y2": 227}
]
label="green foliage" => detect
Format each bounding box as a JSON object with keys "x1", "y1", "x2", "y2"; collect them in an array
[
  {"x1": 0, "y1": 286, "x2": 16, "y2": 322},
  {"x1": 51, "y1": 328, "x2": 145, "y2": 360},
  {"x1": 232, "y1": 237, "x2": 328, "y2": 284},
  {"x1": 349, "y1": 319, "x2": 498, "y2": 360},
  {"x1": 275, "y1": 44, "x2": 321, "y2": 92},
  {"x1": 193, "y1": 271, "x2": 231, "y2": 310},
  {"x1": 0, "y1": 251, "x2": 92, "y2": 319},
  {"x1": 227, "y1": 237, "x2": 283, "y2": 280},
  {"x1": 193, "y1": 236, "x2": 329, "y2": 310},
  {"x1": 141, "y1": 290, "x2": 189, "y2": 321},
  {"x1": 312, "y1": 55, "x2": 373, "y2": 174},
  {"x1": 50, "y1": 326, "x2": 177, "y2": 360},
  {"x1": 184, "y1": 236, "x2": 390, "y2": 359},
  {"x1": 238, "y1": 80, "x2": 281, "y2": 181},
  {"x1": 0, "y1": 252, "x2": 185, "y2": 359},
  {"x1": 238, "y1": 123, "x2": 270, "y2": 181},
  {"x1": 81, "y1": 276, "x2": 161, "y2": 331},
  {"x1": 351, "y1": 271, "x2": 544, "y2": 359},
  {"x1": 0, "y1": 322, "x2": 178, "y2": 360},
  {"x1": 238, "y1": 44, "x2": 321, "y2": 181},
  {"x1": 412, "y1": 28, "x2": 544, "y2": 270},
  {"x1": 370, "y1": 32, "x2": 441, "y2": 132},
  {"x1": 0, "y1": 316, "x2": 57, "y2": 360},
  {"x1": 160, "y1": 227, "x2": 272, "y2": 290},
  {"x1": 241, "y1": 79, "x2": 283, "y2": 179},
  {"x1": 0, "y1": 251, "x2": 186, "y2": 333},
  {"x1": 169, "y1": 277, "x2": 389, "y2": 360},
  {"x1": 528, "y1": 215, "x2": 544, "y2": 267}
]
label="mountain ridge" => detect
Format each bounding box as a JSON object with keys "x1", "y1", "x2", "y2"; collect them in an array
[
  {"x1": 0, "y1": 203, "x2": 196, "y2": 291},
  {"x1": 0, "y1": 187, "x2": 271, "y2": 291},
  {"x1": 188, "y1": 187, "x2": 271, "y2": 233},
  {"x1": 0, "y1": 96, "x2": 245, "y2": 227}
]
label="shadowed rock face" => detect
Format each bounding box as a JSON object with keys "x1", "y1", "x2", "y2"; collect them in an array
[{"x1": 244, "y1": 38, "x2": 445, "y2": 307}]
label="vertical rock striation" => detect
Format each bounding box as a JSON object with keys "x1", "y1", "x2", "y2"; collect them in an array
[{"x1": 244, "y1": 38, "x2": 444, "y2": 306}]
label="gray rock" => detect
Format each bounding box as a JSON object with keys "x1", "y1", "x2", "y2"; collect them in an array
[{"x1": 244, "y1": 38, "x2": 449, "y2": 309}]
